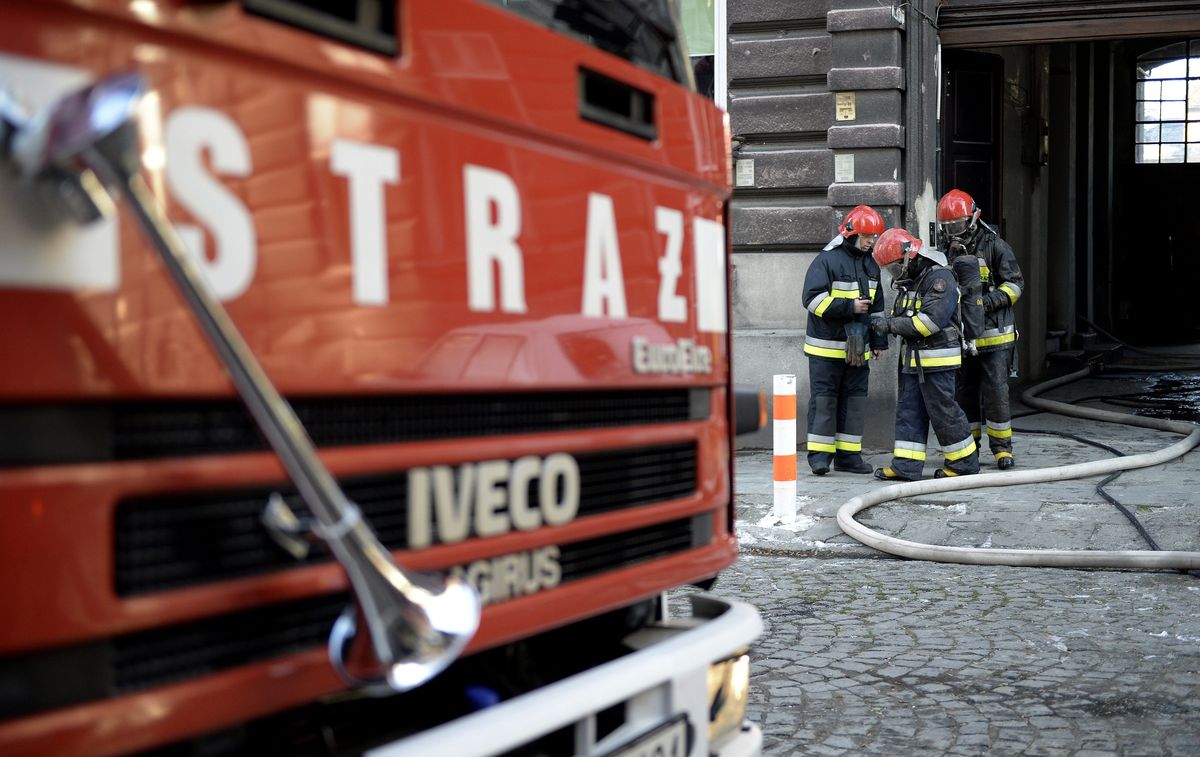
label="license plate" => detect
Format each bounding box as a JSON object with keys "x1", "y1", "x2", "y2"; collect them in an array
[{"x1": 600, "y1": 715, "x2": 689, "y2": 757}]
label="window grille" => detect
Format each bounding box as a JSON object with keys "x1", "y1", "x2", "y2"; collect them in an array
[{"x1": 1135, "y1": 40, "x2": 1200, "y2": 164}]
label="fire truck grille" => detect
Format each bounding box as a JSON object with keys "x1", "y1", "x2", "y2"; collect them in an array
[
  {"x1": 114, "y1": 443, "x2": 698, "y2": 596},
  {"x1": 0, "y1": 389, "x2": 707, "y2": 467},
  {"x1": 0, "y1": 515, "x2": 711, "y2": 719},
  {"x1": 115, "y1": 516, "x2": 706, "y2": 693}
]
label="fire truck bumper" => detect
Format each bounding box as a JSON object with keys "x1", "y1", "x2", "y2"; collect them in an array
[{"x1": 367, "y1": 594, "x2": 763, "y2": 757}]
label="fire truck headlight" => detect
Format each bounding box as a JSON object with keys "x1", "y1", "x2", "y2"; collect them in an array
[{"x1": 706, "y1": 651, "x2": 751, "y2": 746}]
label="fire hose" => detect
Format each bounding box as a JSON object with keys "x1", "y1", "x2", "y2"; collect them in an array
[{"x1": 835, "y1": 365, "x2": 1200, "y2": 569}]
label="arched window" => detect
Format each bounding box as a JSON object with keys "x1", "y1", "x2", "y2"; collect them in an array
[{"x1": 1135, "y1": 40, "x2": 1200, "y2": 163}]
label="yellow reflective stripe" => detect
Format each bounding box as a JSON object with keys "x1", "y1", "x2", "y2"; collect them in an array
[
  {"x1": 971, "y1": 428, "x2": 982, "y2": 440},
  {"x1": 976, "y1": 332, "x2": 1017, "y2": 347},
  {"x1": 1000, "y1": 283, "x2": 1020, "y2": 304},
  {"x1": 804, "y1": 343, "x2": 846, "y2": 359},
  {"x1": 808, "y1": 441, "x2": 837, "y2": 453},
  {"x1": 986, "y1": 427, "x2": 1013, "y2": 439},
  {"x1": 835, "y1": 440, "x2": 862, "y2": 452},
  {"x1": 913, "y1": 315, "x2": 933, "y2": 337},
  {"x1": 944, "y1": 439, "x2": 978, "y2": 461},
  {"x1": 894, "y1": 447, "x2": 927, "y2": 460},
  {"x1": 995, "y1": 451, "x2": 1013, "y2": 460},
  {"x1": 938, "y1": 468, "x2": 960, "y2": 477},
  {"x1": 923, "y1": 356, "x2": 961, "y2": 367},
  {"x1": 979, "y1": 264, "x2": 991, "y2": 282},
  {"x1": 831, "y1": 288, "x2": 860, "y2": 298},
  {"x1": 907, "y1": 355, "x2": 962, "y2": 368},
  {"x1": 869, "y1": 287, "x2": 878, "y2": 300},
  {"x1": 813, "y1": 295, "x2": 837, "y2": 316}
]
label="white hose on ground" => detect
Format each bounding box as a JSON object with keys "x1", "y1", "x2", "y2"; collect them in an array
[{"x1": 835, "y1": 366, "x2": 1200, "y2": 568}]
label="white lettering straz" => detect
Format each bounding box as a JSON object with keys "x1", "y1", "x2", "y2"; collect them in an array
[
  {"x1": 464, "y1": 164, "x2": 527, "y2": 314},
  {"x1": 0, "y1": 78, "x2": 730, "y2": 352},
  {"x1": 655, "y1": 206, "x2": 686, "y2": 323},
  {"x1": 166, "y1": 107, "x2": 257, "y2": 301},
  {"x1": 693, "y1": 217, "x2": 727, "y2": 333},
  {"x1": 331, "y1": 139, "x2": 399, "y2": 306},
  {"x1": 581, "y1": 192, "x2": 629, "y2": 318}
]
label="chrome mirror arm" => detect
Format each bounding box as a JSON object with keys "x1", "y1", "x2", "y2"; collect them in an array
[{"x1": 4, "y1": 72, "x2": 479, "y2": 692}]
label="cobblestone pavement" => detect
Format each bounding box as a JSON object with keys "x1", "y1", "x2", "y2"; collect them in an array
[{"x1": 726, "y1": 555, "x2": 1200, "y2": 756}]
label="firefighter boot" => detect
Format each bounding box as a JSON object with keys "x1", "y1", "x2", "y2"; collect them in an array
[
  {"x1": 874, "y1": 467, "x2": 918, "y2": 482},
  {"x1": 934, "y1": 468, "x2": 965, "y2": 479},
  {"x1": 835, "y1": 456, "x2": 873, "y2": 474},
  {"x1": 996, "y1": 452, "x2": 1015, "y2": 470}
]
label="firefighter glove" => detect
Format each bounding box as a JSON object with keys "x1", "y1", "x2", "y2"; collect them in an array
[
  {"x1": 983, "y1": 290, "x2": 1008, "y2": 313},
  {"x1": 869, "y1": 313, "x2": 891, "y2": 336},
  {"x1": 844, "y1": 322, "x2": 868, "y2": 367}
]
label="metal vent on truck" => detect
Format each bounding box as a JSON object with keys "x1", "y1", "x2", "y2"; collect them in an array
[
  {"x1": 0, "y1": 389, "x2": 706, "y2": 467},
  {"x1": 115, "y1": 442, "x2": 698, "y2": 595},
  {"x1": 242, "y1": 0, "x2": 398, "y2": 55}
]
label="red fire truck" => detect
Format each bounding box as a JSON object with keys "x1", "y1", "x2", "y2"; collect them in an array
[{"x1": 0, "y1": 1, "x2": 763, "y2": 755}]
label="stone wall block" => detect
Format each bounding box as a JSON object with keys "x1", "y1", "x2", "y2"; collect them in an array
[
  {"x1": 831, "y1": 148, "x2": 901, "y2": 183},
  {"x1": 730, "y1": 0, "x2": 829, "y2": 25},
  {"x1": 731, "y1": 204, "x2": 835, "y2": 247},
  {"x1": 828, "y1": 181, "x2": 905, "y2": 206},
  {"x1": 729, "y1": 33, "x2": 831, "y2": 81},
  {"x1": 731, "y1": 254, "x2": 812, "y2": 329},
  {"x1": 831, "y1": 29, "x2": 902, "y2": 68},
  {"x1": 828, "y1": 66, "x2": 904, "y2": 91},
  {"x1": 733, "y1": 148, "x2": 833, "y2": 190},
  {"x1": 826, "y1": 6, "x2": 904, "y2": 32},
  {"x1": 828, "y1": 124, "x2": 905, "y2": 149},
  {"x1": 729, "y1": 92, "x2": 834, "y2": 136},
  {"x1": 824, "y1": 89, "x2": 902, "y2": 125}
]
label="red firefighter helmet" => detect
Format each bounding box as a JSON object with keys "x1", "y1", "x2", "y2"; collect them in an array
[
  {"x1": 838, "y1": 204, "x2": 884, "y2": 238},
  {"x1": 872, "y1": 227, "x2": 922, "y2": 268},
  {"x1": 936, "y1": 189, "x2": 980, "y2": 237}
]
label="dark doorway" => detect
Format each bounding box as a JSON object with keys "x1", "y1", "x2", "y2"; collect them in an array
[
  {"x1": 941, "y1": 50, "x2": 1004, "y2": 228},
  {"x1": 1110, "y1": 38, "x2": 1200, "y2": 342}
]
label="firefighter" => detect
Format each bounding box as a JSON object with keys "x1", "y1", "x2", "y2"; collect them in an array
[
  {"x1": 801, "y1": 205, "x2": 888, "y2": 475},
  {"x1": 937, "y1": 189, "x2": 1025, "y2": 470},
  {"x1": 870, "y1": 228, "x2": 979, "y2": 480}
]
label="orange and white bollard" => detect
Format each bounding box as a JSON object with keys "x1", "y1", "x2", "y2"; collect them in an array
[{"x1": 773, "y1": 374, "x2": 797, "y2": 521}]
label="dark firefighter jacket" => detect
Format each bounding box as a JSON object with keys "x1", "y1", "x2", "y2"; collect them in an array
[
  {"x1": 961, "y1": 223, "x2": 1024, "y2": 353},
  {"x1": 947, "y1": 247, "x2": 985, "y2": 347},
  {"x1": 885, "y1": 262, "x2": 962, "y2": 374},
  {"x1": 802, "y1": 240, "x2": 886, "y2": 362}
]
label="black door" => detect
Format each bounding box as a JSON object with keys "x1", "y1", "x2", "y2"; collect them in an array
[
  {"x1": 942, "y1": 50, "x2": 1004, "y2": 229},
  {"x1": 1111, "y1": 39, "x2": 1200, "y2": 342}
]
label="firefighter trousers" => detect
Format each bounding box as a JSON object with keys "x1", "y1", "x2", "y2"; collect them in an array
[
  {"x1": 887, "y1": 369, "x2": 979, "y2": 479},
  {"x1": 806, "y1": 356, "x2": 869, "y2": 471},
  {"x1": 957, "y1": 348, "x2": 1014, "y2": 460}
]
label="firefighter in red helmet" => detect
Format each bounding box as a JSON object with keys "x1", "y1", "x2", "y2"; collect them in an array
[
  {"x1": 869, "y1": 228, "x2": 979, "y2": 480},
  {"x1": 936, "y1": 189, "x2": 1025, "y2": 470},
  {"x1": 800, "y1": 205, "x2": 888, "y2": 475}
]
